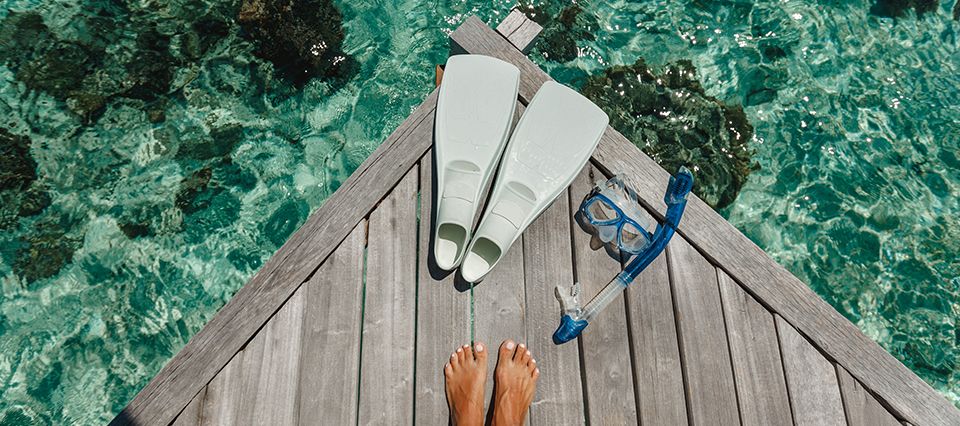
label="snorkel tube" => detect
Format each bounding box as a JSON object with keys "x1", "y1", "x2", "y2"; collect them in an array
[{"x1": 553, "y1": 167, "x2": 694, "y2": 344}]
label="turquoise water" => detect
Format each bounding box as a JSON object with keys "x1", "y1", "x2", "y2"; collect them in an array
[{"x1": 0, "y1": 0, "x2": 957, "y2": 422}]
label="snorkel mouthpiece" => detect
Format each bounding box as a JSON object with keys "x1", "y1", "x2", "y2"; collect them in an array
[
  {"x1": 665, "y1": 166, "x2": 694, "y2": 206},
  {"x1": 553, "y1": 315, "x2": 589, "y2": 344}
]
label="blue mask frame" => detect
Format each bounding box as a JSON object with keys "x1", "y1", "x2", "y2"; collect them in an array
[{"x1": 579, "y1": 192, "x2": 653, "y2": 255}]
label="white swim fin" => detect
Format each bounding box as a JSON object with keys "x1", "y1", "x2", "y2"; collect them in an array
[
  {"x1": 433, "y1": 55, "x2": 520, "y2": 271},
  {"x1": 460, "y1": 81, "x2": 609, "y2": 282}
]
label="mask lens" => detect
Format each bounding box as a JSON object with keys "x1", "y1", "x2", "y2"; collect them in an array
[
  {"x1": 586, "y1": 198, "x2": 619, "y2": 224},
  {"x1": 620, "y1": 222, "x2": 649, "y2": 254}
]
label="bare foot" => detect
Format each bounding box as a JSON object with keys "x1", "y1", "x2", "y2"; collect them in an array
[
  {"x1": 491, "y1": 339, "x2": 539, "y2": 426},
  {"x1": 444, "y1": 342, "x2": 488, "y2": 426}
]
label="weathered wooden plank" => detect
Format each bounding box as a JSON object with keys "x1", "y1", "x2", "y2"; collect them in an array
[
  {"x1": 114, "y1": 88, "x2": 437, "y2": 426},
  {"x1": 625, "y1": 252, "x2": 687, "y2": 425},
  {"x1": 837, "y1": 365, "x2": 901, "y2": 426},
  {"x1": 198, "y1": 354, "x2": 242, "y2": 426},
  {"x1": 520, "y1": 191, "x2": 586, "y2": 425},
  {"x1": 213, "y1": 291, "x2": 304, "y2": 425},
  {"x1": 776, "y1": 315, "x2": 846, "y2": 426},
  {"x1": 415, "y1": 151, "x2": 472, "y2": 424},
  {"x1": 170, "y1": 388, "x2": 205, "y2": 426},
  {"x1": 494, "y1": 9, "x2": 543, "y2": 53},
  {"x1": 238, "y1": 290, "x2": 303, "y2": 425},
  {"x1": 297, "y1": 223, "x2": 367, "y2": 425},
  {"x1": 717, "y1": 270, "x2": 792, "y2": 426},
  {"x1": 473, "y1": 233, "x2": 526, "y2": 419},
  {"x1": 232, "y1": 324, "x2": 267, "y2": 423},
  {"x1": 448, "y1": 15, "x2": 960, "y2": 425},
  {"x1": 358, "y1": 166, "x2": 419, "y2": 425},
  {"x1": 568, "y1": 164, "x2": 638, "y2": 424},
  {"x1": 667, "y1": 236, "x2": 740, "y2": 425}
]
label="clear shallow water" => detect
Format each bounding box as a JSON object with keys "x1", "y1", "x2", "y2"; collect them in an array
[{"x1": 0, "y1": 0, "x2": 957, "y2": 423}]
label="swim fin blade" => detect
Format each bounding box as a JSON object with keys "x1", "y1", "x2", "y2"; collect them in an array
[
  {"x1": 433, "y1": 55, "x2": 520, "y2": 271},
  {"x1": 460, "y1": 81, "x2": 609, "y2": 282}
]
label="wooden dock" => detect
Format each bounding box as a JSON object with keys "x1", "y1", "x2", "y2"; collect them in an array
[{"x1": 113, "y1": 13, "x2": 960, "y2": 426}]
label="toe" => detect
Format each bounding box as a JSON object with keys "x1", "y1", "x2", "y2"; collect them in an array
[
  {"x1": 474, "y1": 341, "x2": 488, "y2": 364},
  {"x1": 462, "y1": 344, "x2": 475, "y2": 363},
  {"x1": 456, "y1": 345, "x2": 468, "y2": 364},
  {"x1": 499, "y1": 339, "x2": 516, "y2": 362},
  {"x1": 450, "y1": 349, "x2": 460, "y2": 369},
  {"x1": 515, "y1": 343, "x2": 529, "y2": 362},
  {"x1": 444, "y1": 362, "x2": 452, "y2": 377},
  {"x1": 533, "y1": 367, "x2": 540, "y2": 380}
]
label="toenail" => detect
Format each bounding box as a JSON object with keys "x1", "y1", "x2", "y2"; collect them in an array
[
  {"x1": 457, "y1": 348, "x2": 462, "y2": 353},
  {"x1": 463, "y1": 344, "x2": 469, "y2": 349},
  {"x1": 476, "y1": 343, "x2": 484, "y2": 352},
  {"x1": 519, "y1": 343, "x2": 526, "y2": 349},
  {"x1": 506, "y1": 341, "x2": 515, "y2": 350},
  {"x1": 535, "y1": 368, "x2": 540, "y2": 374},
  {"x1": 526, "y1": 350, "x2": 531, "y2": 357},
  {"x1": 532, "y1": 358, "x2": 537, "y2": 364},
  {"x1": 451, "y1": 353, "x2": 456, "y2": 358}
]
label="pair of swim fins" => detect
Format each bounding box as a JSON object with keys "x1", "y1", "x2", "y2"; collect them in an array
[{"x1": 433, "y1": 54, "x2": 609, "y2": 283}]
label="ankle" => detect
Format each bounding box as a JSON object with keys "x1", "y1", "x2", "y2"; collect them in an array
[
  {"x1": 452, "y1": 402, "x2": 484, "y2": 426},
  {"x1": 491, "y1": 398, "x2": 525, "y2": 426}
]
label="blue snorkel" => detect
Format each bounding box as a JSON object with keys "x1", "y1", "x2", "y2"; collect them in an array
[{"x1": 553, "y1": 167, "x2": 694, "y2": 344}]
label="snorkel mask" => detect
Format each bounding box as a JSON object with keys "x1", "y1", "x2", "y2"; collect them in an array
[
  {"x1": 578, "y1": 175, "x2": 657, "y2": 257},
  {"x1": 554, "y1": 167, "x2": 694, "y2": 344}
]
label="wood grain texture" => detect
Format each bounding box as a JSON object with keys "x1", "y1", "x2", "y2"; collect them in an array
[
  {"x1": 520, "y1": 191, "x2": 586, "y2": 426},
  {"x1": 494, "y1": 9, "x2": 543, "y2": 53},
  {"x1": 113, "y1": 89, "x2": 437, "y2": 426},
  {"x1": 776, "y1": 315, "x2": 846, "y2": 426},
  {"x1": 448, "y1": 15, "x2": 960, "y2": 425},
  {"x1": 415, "y1": 151, "x2": 472, "y2": 424},
  {"x1": 233, "y1": 323, "x2": 267, "y2": 423},
  {"x1": 568, "y1": 164, "x2": 638, "y2": 425},
  {"x1": 358, "y1": 166, "x2": 419, "y2": 425},
  {"x1": 625, "y1": 253, "x2": 687, "y2": 426},
  {"x1": 236, "y1": 290, "x2": 304, "y2": 425},
  {"x1": 198, "y1": 354, "x2": 242, "y2": 426},
  {"x1": 667, "y1": 236, "x2": 740, "y2": 425},
  {"x1": 170, "y1": 388, "x2": 204, "y2": 426},
  {"x1": 717, "y1": 270, "x2": 792, "y2": 426},
  {"x1": 297, "y1": 223, "x2": 367, "y2": 425},
  {"x1": 837, "y1": 366, "x2": 901, "y2": 426},
  {"x1": 473, "y1": 231, "x2": 527, "y2": 417}
]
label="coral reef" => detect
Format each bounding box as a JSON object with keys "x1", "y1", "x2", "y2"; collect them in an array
[
  {"x1": 124, "y1": 28, "x2": 177, "y2": 101},
  {"x1": 175, "y1": 167, "x2": 242, "y2": 234},
  {"x1": 871, "y1": 0, "x2": 939, "y2": 17},
  {"x1": 175, "y1": 123, "x2": 247, "y2": 161},
  {"x1": 0, "y1": 6, "x2": 229, "y2": 123},
  {"x1": 581, "y1": 59, "x2": 757, "y2": 209},
  {"x1": 0, "y1": 129, "x2": 36, "y2": 192},
  {"x1": 0, "y1": 130, "x2": 49, "y2": 229},
  {"x1": 13, "y1": 217, "x2": 82, "y2": 285},
  {"x1": 238, "y1": 0, "x2": 357, "y2": 86},
  {"x1": 520, "y1": 1, "x2": 598, "y2": 62}
]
